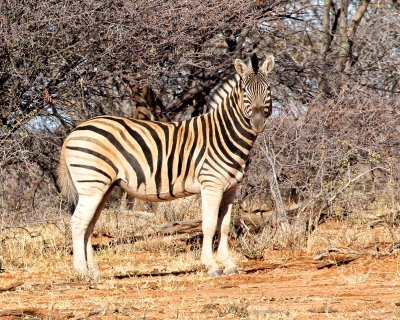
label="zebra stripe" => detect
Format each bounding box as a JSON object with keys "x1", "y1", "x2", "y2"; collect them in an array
[{"x1": 58, "y1": 53, "x2": 275, "y2": 277}]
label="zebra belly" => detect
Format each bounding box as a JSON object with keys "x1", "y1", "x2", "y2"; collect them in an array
[
  {"x1": 127, "y1": 191, "x2": 195, "y2": 202},
  {"x1": 118, "y1": 178, "x2": 201, "y2": 202}
]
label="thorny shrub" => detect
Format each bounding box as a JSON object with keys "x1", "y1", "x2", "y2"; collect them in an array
[{"x1": 241, "y1": 85, "x2": 400, "y2": 240}]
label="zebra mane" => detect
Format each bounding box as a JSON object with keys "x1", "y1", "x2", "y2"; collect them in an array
[
  {"x1": 207, "y1": 74, "x2": 240, "y2": 111},
  {"x1": 251, "y1": 53, "x2": 259, "y2": 73}
]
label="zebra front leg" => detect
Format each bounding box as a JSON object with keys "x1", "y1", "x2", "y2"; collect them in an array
[
  {"x1": 201, "y1": 188, "x2": 223, "y2": 276},
  {"x1": 71, "y1": 193, "x2": 105, "y2": 278},
  {"x1": 217, "y1": 187, "x2": 238, "y2": 275}
]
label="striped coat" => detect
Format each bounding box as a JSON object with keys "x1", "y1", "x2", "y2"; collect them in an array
[{"x1": 58, "y1": 53, "x2": 275, "y2": 277}]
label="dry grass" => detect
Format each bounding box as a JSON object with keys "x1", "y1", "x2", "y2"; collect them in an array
[
  {"x1": 306, "y1": 220, "x2": 400, "y2": 255},
  {"x1": 1, "y1": 194, "x2": 400, "y2": 277},
  {"x1": 337, "y1": 265, "x2": 371, "y2": 285},
  {"x1": 0, "y1": 221, "x2": 70, "y2": 272},
  {"x1": 0, "y1": 197, "x2": 205, "y2": 274},
  {"x1": 156, "y1": 196, "x2": 202, "y2": 223}
]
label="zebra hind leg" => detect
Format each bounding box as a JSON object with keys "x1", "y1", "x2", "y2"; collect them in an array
[
  {"x1": 71, "y1": 192, "x2": 107, "y2": 279},
  {"x1": 201, "y1": 188, "x2": 223, "y2": 276},
  {"x1": 84, "y1": 186, "x2": 115, "y2": 279}
]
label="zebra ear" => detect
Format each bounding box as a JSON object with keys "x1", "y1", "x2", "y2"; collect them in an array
[
  {"x1": 260, "y1": 55, "x2": 275, "y2": 74},
  {"x1": 234, "y1": 59, "x2": 248, "y2": 77}
]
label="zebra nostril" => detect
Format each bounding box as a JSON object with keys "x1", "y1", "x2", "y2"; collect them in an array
[{"x1": 250, "y1": 112, "x2": 266, "y2": 133}]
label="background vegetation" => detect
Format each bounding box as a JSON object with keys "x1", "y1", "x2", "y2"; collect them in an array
[{"x1": 1, "y1": 0, "x2": 399, "y2": 248}]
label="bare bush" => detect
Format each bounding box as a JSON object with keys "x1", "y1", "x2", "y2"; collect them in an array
[{"x1": 242, "y1": 85, "x2": 400, "y2": 234}]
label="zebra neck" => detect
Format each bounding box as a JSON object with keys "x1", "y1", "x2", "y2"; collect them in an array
[
  {"x1": 201, "y1": 76, "x2": 258, "y2": 164},
  {"x1": 211, "y1": 75, "x2": 257, "y2": 143}
]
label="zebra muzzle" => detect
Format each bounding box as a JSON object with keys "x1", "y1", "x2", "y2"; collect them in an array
[{"x1": 250, "y1": 112, "x2": 266, "y2": 133}]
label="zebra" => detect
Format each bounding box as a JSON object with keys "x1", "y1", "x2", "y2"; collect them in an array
[{"x1": 58, "y1": 53, "x2": 275, "y2": 277}]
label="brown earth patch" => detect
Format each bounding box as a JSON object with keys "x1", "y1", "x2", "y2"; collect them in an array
[{"x1": 1, "y1": 248, "x2": 399, "y2": 319}]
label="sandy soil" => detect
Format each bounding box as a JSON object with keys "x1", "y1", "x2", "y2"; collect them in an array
[{"x1": 1, "y1": 247, "x2": 400, "y2": 320}]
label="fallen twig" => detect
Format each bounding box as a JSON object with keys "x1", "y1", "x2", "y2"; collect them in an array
[
  {"x1": 0, "y1": 281, "x2": 24, "y2": 292},
  {"x1": 0, "y1": 308, "x2": 73, "y2": 319}
]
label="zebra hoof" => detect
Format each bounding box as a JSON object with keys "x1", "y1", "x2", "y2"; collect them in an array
[
  {"x1": 74, "y1": 271, "x2": 89, "y2": 282},
  {"x1": 208, "y1": 269, "x2": 223, "y2": 277},
  {"x1": 74, "y1": 267, "x2": 88, "y2": 281},
  {"x1": 224, "y1": 267, "x2": 239, "y2": 275},
  {"x1": 88, "y1": 268, "x2": 100, "y2": 282}
]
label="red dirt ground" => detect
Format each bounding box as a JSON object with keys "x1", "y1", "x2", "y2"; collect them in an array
[{"x1": 1, "y1": 249, "x2": 399, "y2": 319}]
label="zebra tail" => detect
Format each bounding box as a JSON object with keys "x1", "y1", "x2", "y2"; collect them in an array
[{"x1": 57, "y1": 147, "x2": 78, "y2": 214}]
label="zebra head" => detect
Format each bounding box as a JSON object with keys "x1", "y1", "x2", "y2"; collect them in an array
[{"x1": 234, "y1": 53, "x2": 275, "y2": 133}]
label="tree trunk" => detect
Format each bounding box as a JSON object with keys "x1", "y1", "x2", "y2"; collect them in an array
[
  {"x1": 337, "y1": 0, "x2": 370, "y2": 73},
  {"x1": 318, "y1": 0, "x2": 332, "y2": 95},
  {"x1": 345, "y1": 0, "x2": 370, "y2": 72},
  {"x1": 337, "y1": 0, "x2": 350, "y2": 72}
]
